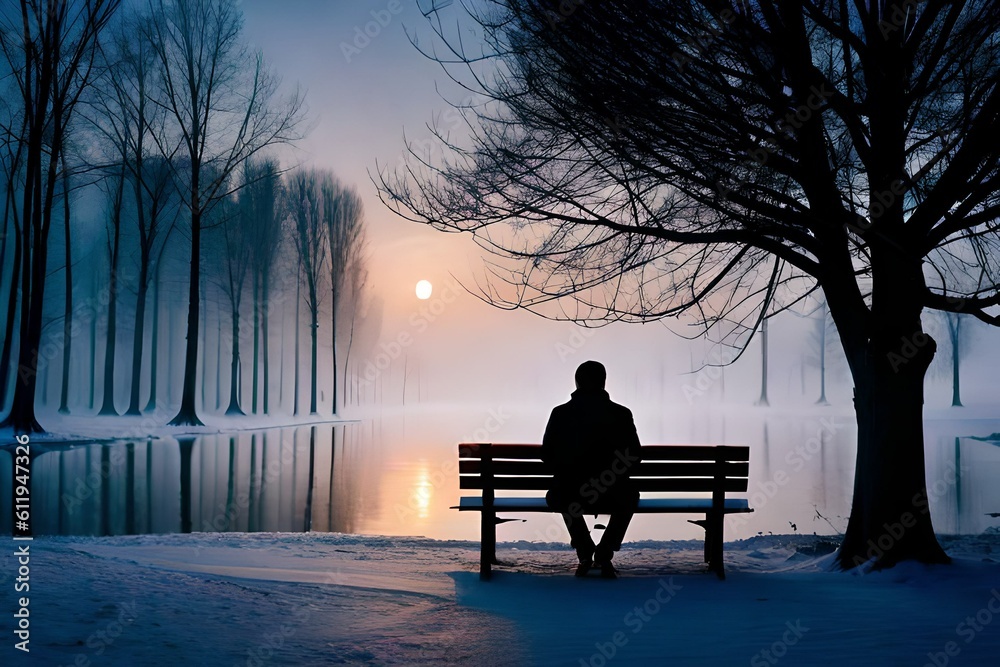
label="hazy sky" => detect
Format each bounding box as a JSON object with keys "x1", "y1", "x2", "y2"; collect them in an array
[
  {"x1": 241, "y1": 0, "x2": 473, "y2": 302},
  {"x1": 238, "y1": 0, "x2": 653, "y2": 403},
  {"x1": 234, "y1": 1, "x2": 1000, "y2": 412}
]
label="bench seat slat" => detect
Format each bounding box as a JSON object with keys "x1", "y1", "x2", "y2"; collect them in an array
[
  {"x1": 455, "y1": 496, "x2": 752, "y2": 513},
  {"x1": 459, "y1": 443, "x2": 749, "y2": 462},
  {"x1": 459, "y1": 476, "x2": 748, "y2": 492},
  {"x1": 459, "y1": 460, "x2": 749, "y2": 478}
]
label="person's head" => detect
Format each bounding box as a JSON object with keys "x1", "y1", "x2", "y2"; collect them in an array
[{"x1": 574, "y1": 360, "x2": 607, "y2": 391}]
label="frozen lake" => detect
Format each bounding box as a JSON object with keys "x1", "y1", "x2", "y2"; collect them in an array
[{"x1": 3, "y1": 403, "x2": 1000, "y2": 542}]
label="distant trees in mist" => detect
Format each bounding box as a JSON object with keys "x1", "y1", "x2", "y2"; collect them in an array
[{"x1": 0, "y1": 0, "x2": 367, "y2": 433}]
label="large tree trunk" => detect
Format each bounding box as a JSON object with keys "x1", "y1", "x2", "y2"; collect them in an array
[
  {"x1": 24, "y1": 62, "x2": 70, "y2": 428},
  {"x1": 835, "y1": 254, "x2": 950, "y2": 569},
  {"x1": 0, "y1": 188, "x2": 9, "y2": 320},
  {"x1": 0, "y1": 139, "x2": 21, "y2": 414},
  {"x1": 58, "y1": 158, "x2": 73, "y2": 414},
  {"x1": 0, "y1": 213, "x2": 21, "y2": 412},
  {"x1": 6, "y1": 192, "x2": 51, "y2": 432},
  {"x1": 1, "y1": 115, "x2": 45, "y2": 433},
  {"x1": 169, "y1": 202, "x2": 204, "y2": 425}
]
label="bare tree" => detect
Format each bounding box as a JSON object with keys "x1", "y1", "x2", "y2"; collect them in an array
[
  {"x1": 935, "y1": 311, "x2": 972, "y2": 408},
  {"x1": 143, "y1": 220, "x2": 177, "y2": 413},
  {"x1": 243, "y1": 158, "x2": 283, "y2": 414},
  {"x1": 0, "y1": 0, "x2": 121, "y2": 432},
  {"x1": 84, "y1": 12, "x2": 176, "y2": 417},
  {"x1": 755, "y1": 319, "x2": 769, "y2": 407},
  {"x1": 57, "y1": 149, "x2": 74, "y2": 414},
  {"x1": 211, "y1": 194, "x2": 249, "y2": 416},
  {"x1": 0, "y1": 110, "x2": 27, "y2": 412},
  {"x1": 96, "y1": 161, "x2": 127, "y2": 415},
  {"x1": 293, "y1": 250, "x2": 302, "y2": 416},
  {"x1": 381, "y1": 1, "x2": 1000, "y2": 568},
  {"x1": 323, "y1": 179, "x2": 364, "y2": 414},
  {"x1": 145, "y1": 0, "x2": 304, "y2": 426},
  {"x1": 289, "y1": 169, "x2": 328, "y2": 416},
  {"x1": 94, "y1": 11, "x2": 178, "y2": 416},
  {"x1": 339, "y1": 224, "x2": 369, "y2": 408},
  {"x1": 803, "y1": 297, "x2": 838, "y2": 406}
]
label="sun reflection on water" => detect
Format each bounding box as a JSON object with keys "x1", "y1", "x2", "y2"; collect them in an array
[{"x1": 411, "y1": 464, "x2": 434, "y2": 520}]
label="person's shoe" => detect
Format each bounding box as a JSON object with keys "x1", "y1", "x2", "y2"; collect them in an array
[
  {"x1": 575, "y1": 559, "x2": 594, "y2": 577},
  {"x1": 599, "y1": 561, "x2": 618, "y2": 579}
]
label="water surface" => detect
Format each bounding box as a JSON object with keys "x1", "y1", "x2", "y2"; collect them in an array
[{"x1": 3, "y1": 405, "x2": 998, "y2": 542}]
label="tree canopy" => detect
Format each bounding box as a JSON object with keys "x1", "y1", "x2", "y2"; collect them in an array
[{"x1": 381, "y1": 0, "x2": 1000, "y2": 568}]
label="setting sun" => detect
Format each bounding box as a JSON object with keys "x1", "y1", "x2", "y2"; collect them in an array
[{"x1": 415, "y1": 279, "x2": 433, "y2": 300}]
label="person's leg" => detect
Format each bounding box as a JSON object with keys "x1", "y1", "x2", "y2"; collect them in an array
[
  {"x1": 594, "y1": 487, "x2": 638, "y2": 563},
  {"x1": 563, "y1": 512, "x2": 595, "y2": 561},
  {"x1": 547, "y1": 489, "x2": 594, "y2": 562}
]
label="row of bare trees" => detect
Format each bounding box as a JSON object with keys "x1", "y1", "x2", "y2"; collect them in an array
[
  {"x1": 214, "y1": 164, "x2": 367, "y2": 418},
  {"x1": 755, "y1": 299, "x2": 975, "y2": 407},
  {"x1": 0, "y1": 0, "x2": 121, "y2": 433},
  {"x1": 0, "y1": 0, "x2": 364, "y2": 432}
]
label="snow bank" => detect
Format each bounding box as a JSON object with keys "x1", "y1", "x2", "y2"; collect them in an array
[{"x1": 9, "y1": 532, "x2": 1000, "y2": 665}]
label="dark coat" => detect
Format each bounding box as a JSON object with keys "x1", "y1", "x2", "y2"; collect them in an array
[{"x1": 541, "y1": 389, "x2": 642, "y2": 509}]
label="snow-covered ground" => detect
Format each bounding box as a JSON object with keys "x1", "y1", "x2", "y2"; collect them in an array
[{"x1": 6, "y1": 532, "x2": 1000, "y2": 665}]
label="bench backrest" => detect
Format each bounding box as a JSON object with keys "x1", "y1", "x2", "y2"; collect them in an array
[{"x1": 458, "y1": 443, "x2": 750, "y2": 494}]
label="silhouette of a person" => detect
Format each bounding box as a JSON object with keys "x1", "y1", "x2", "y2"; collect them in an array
[{"x1": 542, "y1": 361, "x2": 641, "y2": 577}]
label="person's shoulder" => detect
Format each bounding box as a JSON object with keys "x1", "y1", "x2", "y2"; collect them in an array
[
  {"x1": 548, "y1": 401, "x2": 572, "y2": 417},
  {"x1": 608, "y1": 400, "x2": 634, "y2": 420},
  {"x1": 554, "y1": 399, "x2": 576, "y2": 412}
]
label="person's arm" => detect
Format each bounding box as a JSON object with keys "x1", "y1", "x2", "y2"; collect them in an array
[
  {"x1": 542, "y1": 406, "x2": 572, "y2": 466},
  {"x1": 541, "y1": 407, "x2": 563, "y2": 464},
  {"x1": 623, "y1": 408, "x2": 642, "y2": 466}
]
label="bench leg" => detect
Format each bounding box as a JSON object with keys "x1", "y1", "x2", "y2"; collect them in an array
[
  {"x1": 480, "y1": 511, "x2": 496, "y2": 580},
  {"x1": 704, "y1": 523, "x2": 713, "y2": 564},
  {"x1": 686, "y1": 518, "x2": 713, "y2": 564},
  {"x1": 707, "y1": 511, "x2": 725, "y2": 580}
]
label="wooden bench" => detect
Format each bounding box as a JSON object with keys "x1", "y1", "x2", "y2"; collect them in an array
[{"x1": 453, "y1": 443, "x2": 753, "y2": 580}]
